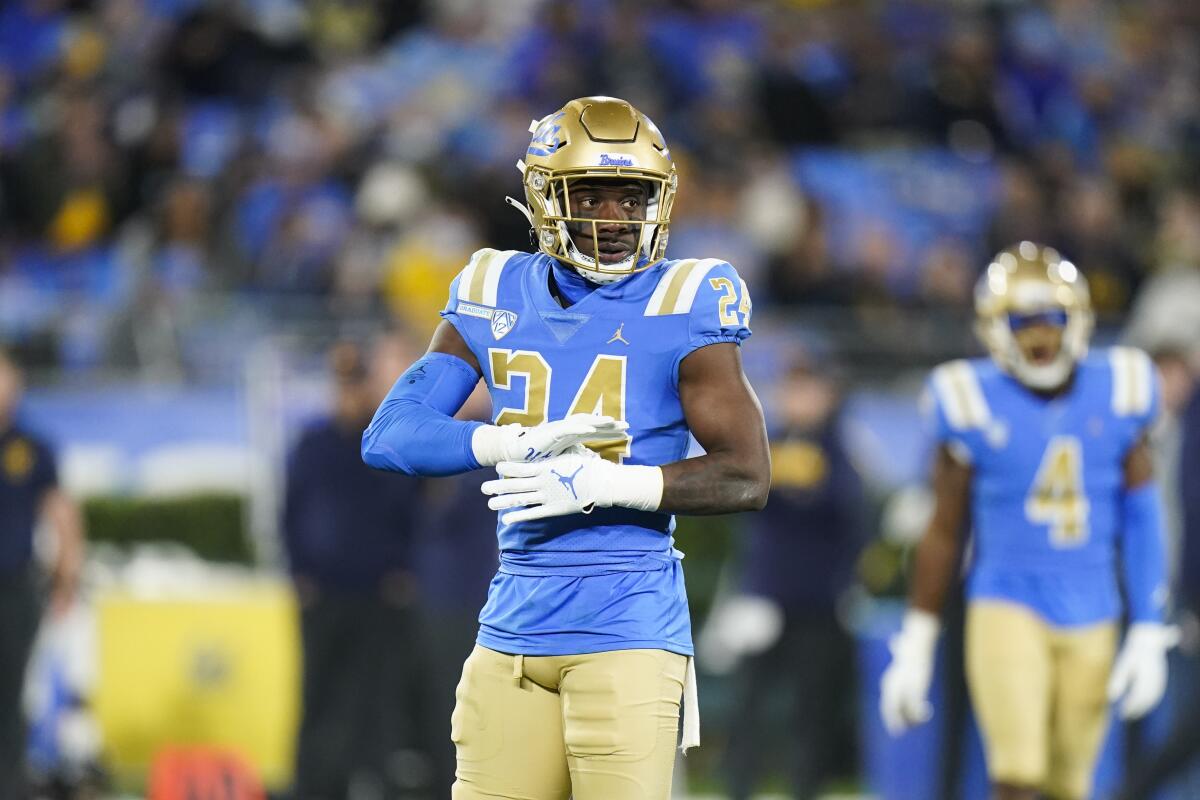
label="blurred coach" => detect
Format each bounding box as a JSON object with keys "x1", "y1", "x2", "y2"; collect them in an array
[
  {"x1": 720, "y1": 356, "x2": 867, "y2": 800},
  {"x1": 0, "y1": 348, "x2": 83, "y2": 799},
  {"x1": 283, "y1": 339, "x2": 426, "y2": 799}
]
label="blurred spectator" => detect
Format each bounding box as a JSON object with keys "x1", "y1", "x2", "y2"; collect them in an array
[
  {"x1": 764, "y1": 197, "x2": 852, "y2": 308},
  {"x1": 714, "y1": 355, "x2": 866, "y2": 800},
  {"x1": 0, "y1": 0, "x2": 1196, "y2": 377},
  {"x1": 282, "y1": 337, "x2": 429, "y2": 800},
  {"x1": 1111, "y1": 345, "x2": 1200, "y2": 800},
  {"x1": 411, "y1": 384, "x2": 497, "y2": 800},
  {"x1": 0, "y1": 347, "x2": 84, "y2": 799}
]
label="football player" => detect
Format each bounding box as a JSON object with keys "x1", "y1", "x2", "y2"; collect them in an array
[
  {"x1": 361, "y1": 97, "x2": 770, "y2": 800},
  {"x1": 879, "y1": 242, "x2": 1176, "y2": 800}
]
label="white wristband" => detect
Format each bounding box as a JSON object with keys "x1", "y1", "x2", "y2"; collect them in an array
[
  {"x1": 900, "y1": 609, "x2": 941, "y2": 650},
  {"x1": 470, "y1": 424, "x2": 510, "y2": 467},
  {"x1": 603, "y1": 464, "x2": 664, "y2": 512}
]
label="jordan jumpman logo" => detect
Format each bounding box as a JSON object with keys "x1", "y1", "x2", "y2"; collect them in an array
[
  {"x1": 607, "y1": 323, "x2": 630, "y2": 345},
  {"x1": 551, "y1": 465, "x2": 585, "y2": 499}
]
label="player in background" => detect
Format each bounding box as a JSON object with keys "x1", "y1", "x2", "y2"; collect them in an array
[
  {"x1": 879, "y1": 243, "x2": 1175, "y2": 800},
  {"x1": 360, "y1": 96, "x2": 770, "y2": 800}
]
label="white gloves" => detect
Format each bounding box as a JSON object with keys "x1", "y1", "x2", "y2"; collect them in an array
[
  {"x1": 879, "y1": 609, "x2": 940, "y2": 736},
  {"x1": 697, "y1": 593, "x2": 785, "y2": 675},
  {"x1": 1107, "y1": 622, "x2": 1179, "y2": 720},
  {"x1": 470, "y1": 413, "x2": 628, "y2": 467},
  {"x1": 481, "y1": 447, "x2": 663, "y2": 524}
]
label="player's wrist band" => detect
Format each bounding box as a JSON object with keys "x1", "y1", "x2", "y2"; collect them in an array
[
  {"x1": 470, "y1": 424, "x2": 513, "y2": 467},
  {"x1": 604, "y1": 463, "x2": 664, "y2": 512},
  {"x1": 899, "y1": 609, "x2": 941, "y2": 650}
]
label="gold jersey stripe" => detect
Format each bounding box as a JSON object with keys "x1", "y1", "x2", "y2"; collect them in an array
[
  {"x1": 466, "y1": 249, "x2": 498, "y2": 305},
  {"x1": 652, "y1": 259, "x2": 699, "y2": 315}
]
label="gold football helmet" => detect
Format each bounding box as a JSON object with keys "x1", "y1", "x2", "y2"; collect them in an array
[
  {"x1": 974, "y1": 241, "x2": 1094, "y2": 390},
  {"x1": 508, "y1": 96, "x2": 677, "y2": 284}
]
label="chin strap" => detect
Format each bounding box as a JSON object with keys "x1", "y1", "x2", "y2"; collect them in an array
[{"x1": 505, "y1": 195, "x2": 534, "y2": 227}]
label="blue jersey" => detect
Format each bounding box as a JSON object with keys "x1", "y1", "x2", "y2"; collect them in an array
[
  {"x1": 442, "y1": 249, "x2": 752, "y2": 656},
  {"x1": 925, "y1": 349, "x2": 1159, "y2": 626}
]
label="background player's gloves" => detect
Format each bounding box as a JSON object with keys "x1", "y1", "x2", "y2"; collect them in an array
[
  {"x1": 481, "y1": 447, "x2": 663, "y2": 524},
  {"x1": 1107, "y1": 622, "x2": 1179, "y2": 720},
  {"x1": 879, "y1": 609, "x2": 940, "y2": 736},
  {"x1": 470, "y1": 413, "x2": 628, "y2": 466}
]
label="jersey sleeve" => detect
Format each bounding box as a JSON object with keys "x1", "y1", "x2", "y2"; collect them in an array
[
  {"x1": 924, "y1": 360, "x2": 992, "y2": 465},
  {"x1": 1108, "y1": 347, "x2": 1160, "y2": 435},
  {"x1": 673, "y1": 260, "x2": 753, "y2": 369},
  {"x1": 439, "y1": 248, "x2": 516, "y2": 350}
]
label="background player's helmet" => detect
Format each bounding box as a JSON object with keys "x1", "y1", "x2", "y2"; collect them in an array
[
  {"x1": 974, "y1": 241, "x2": 1094, "y2": 390},
  {"x1": 510, "y1": 96, "x2": 677, "y2": 284}
]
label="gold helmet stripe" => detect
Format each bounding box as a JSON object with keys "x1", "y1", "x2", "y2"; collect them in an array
[{"x1": 1109, "y1": 347, "x2": 1154, "y2": 417}]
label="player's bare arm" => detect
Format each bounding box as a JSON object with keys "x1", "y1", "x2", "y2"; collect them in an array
[
  {"x1": 909, "y1": 445, "x2": 972, "y2": 614},
  {"x1": 428, "y1": 320, "x2": 481, "y2": 375},
  {"x1": 662, "y1": 341, "x2": 770, "y2": 515},
  {"x1": 1122, "y1": 435, "x2": 1153, "y2": 488},
  {"x1": 879, "y1": 442, "x2": 971, "y2": 736}
]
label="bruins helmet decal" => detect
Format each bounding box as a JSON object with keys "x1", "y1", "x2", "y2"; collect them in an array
[
  {"x1": 508, "y1": 96, "x2": 677, "y2": 284},
  {"x1": 974, "y1": 241, "x2": 1094, "y2": 390}
]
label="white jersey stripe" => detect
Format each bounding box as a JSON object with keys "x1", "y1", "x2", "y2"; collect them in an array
[
  {"x1": 1111, "y1": 346, "x2": 1154, "y2": 416},
  {"x1": 932, "y1": 362, "x2": 970, "y2": 430},
  {"x1": 932, "y1": 360, "x2": 990, "y2": 431},
  {"x1": 671, "y1": 258, "x2": 725, "y2": 315},
  {"x1": 481, "y1": 250, "x2": 517, "y2": 308},
  {"x1": 953, "y1": 360, "x2": 991, "y2": 428},
  {"x1": 456, "y1": 249, "x2": 486, "y2": 303},
  {"x1": 1131, "y1": 348, "x2": 1153, "y2": 415},
  {"x1": 644, "y1": 259, "x2": 695, "y2": 316},
  {"x1": 1111, "y1": 347, "x2": 1134, "y2": 416}
]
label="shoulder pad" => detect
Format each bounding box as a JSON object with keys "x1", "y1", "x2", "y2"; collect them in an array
[
  {"x1": 643, "y1": 258, "x2": 728, "y2": 316},
  {"x1": 455, "y1": 248, "x2": 520, "y2": 308},
  {"x1": 929, "y1": 359, "x2": 992, "y2": 431},
  {"x1": 1108, "y1": 346, "x2": 1155, "y2": 417}
]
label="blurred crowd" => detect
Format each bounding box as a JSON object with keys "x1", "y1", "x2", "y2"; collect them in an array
[{"x1": 3, "y1": 0, "x2": 1200, "y2": 379}]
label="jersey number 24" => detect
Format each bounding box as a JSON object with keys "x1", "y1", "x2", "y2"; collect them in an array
[{"x1": 488, "y1": 348, "x2": 631, "y2": 463}]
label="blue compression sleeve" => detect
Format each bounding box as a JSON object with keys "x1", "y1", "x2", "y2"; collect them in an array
[
  {"x1": 361, "y1": 352, "x2": 484, "y2": 476},
  {"x1": 1120, "y1": 481, "x2": 1169, "y2": 623}
]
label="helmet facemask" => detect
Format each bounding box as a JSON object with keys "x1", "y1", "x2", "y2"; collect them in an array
[
  {"x1": 524, "y1": 168, "x2": 674, "y2": 284},
  {"x1": 509, "y1": 97, "x2": 678, "y2": 285}
]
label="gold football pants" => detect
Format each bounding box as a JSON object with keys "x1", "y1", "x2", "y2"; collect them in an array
[
  {"x1": 450, "y1": 644, "x2": 686, "y2": 800},
  {"x1": 966, "y1": 601, "x2": 1116, "y2": 800}
]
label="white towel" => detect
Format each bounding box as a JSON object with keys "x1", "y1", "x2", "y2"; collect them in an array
[{"x1": 679, "y1": 656, "x2": 700, "y2": 753}]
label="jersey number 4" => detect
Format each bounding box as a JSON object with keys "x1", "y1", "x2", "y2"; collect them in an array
[
  {"x1": 1025, "y1": 435, "x2": 1090, "y2": 547},
  {"x1": 488, "y1": 349, "x2": 631, "y2": 463}
]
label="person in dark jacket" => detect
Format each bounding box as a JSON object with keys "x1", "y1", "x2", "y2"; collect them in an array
[
  {"x1": 719, "y1": 355, "x2": 867, "y2": 800},
  {"x1": 283, "y1": 338, "x2": 426, "y2": 800},
  {"x1": 0, "y1": 348, "x2": 83, "y2": 800},
  {"x1": 1111, "y1": 347, "x2": 1200, "y2": 800},
  {"x1": 412, "y1": 384, "x2": 499, "y2": 800}
]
